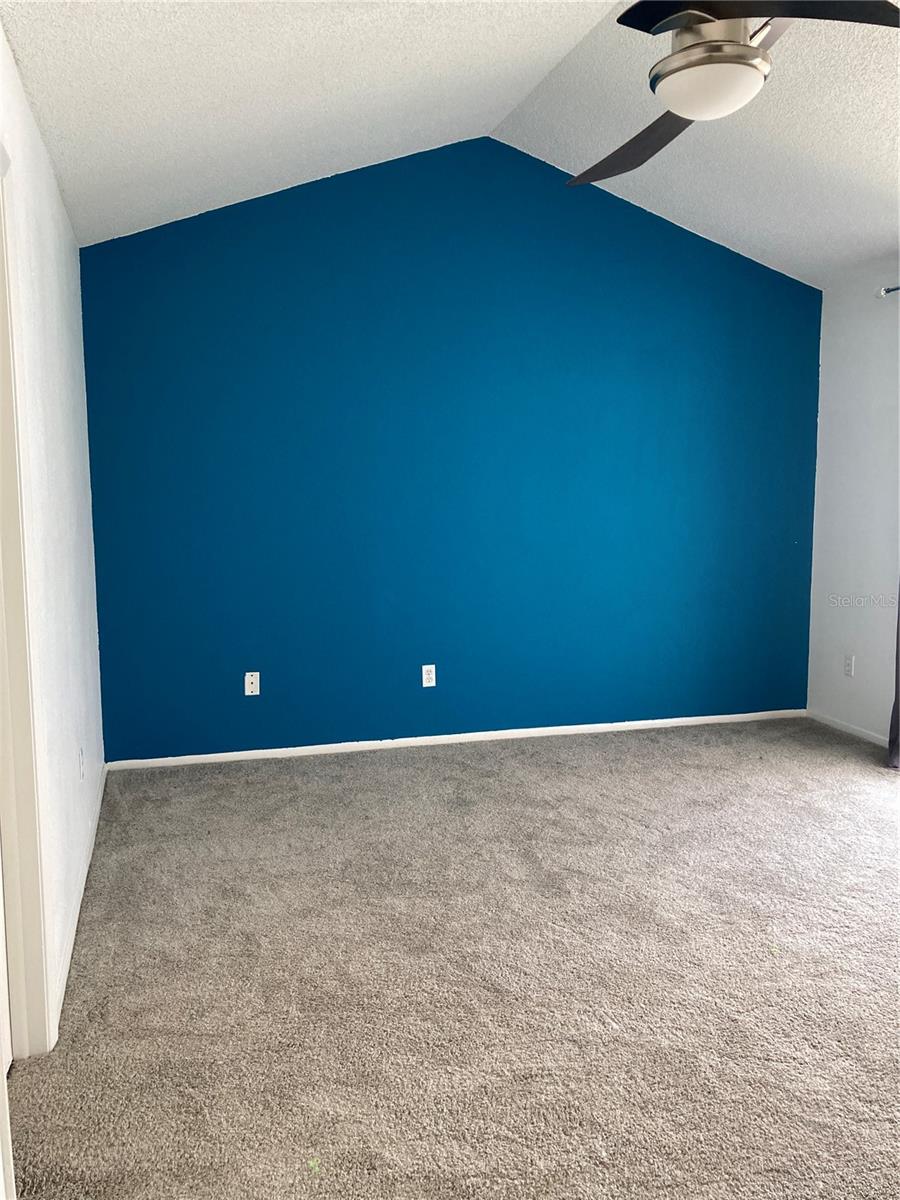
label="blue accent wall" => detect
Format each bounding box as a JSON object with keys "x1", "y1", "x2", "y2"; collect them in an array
[{"x1": 81, "y1": 138, "x2": 821, "y2": 761}]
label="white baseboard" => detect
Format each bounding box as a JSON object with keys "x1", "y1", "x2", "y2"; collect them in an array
[
  {"x1": 53, "y1": 762, "x2": 107, "y2": 1026},
  {"x1": 807, "y1": 711, "x2": 889, "y2": 748},
  {"x1": 107, "y1": 710, "x2": 807, "y2": 771}
]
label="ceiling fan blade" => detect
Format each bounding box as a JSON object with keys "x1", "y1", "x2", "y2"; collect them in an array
[
  {"x1": 618, "y1": 1, "x2": 899, "y2": 34},
  {"x1": 567, "y1": 111, "x2": 693, "y2": 186}
]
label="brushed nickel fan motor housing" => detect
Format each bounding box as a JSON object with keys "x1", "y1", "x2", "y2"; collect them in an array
[{"x1": 649, "y1": 17, "x2": 772, "y2": 100}]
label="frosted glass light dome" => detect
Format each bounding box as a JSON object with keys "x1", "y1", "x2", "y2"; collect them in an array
[{"x1": 654, "y1": 60, "x2": 766, "y2": 121}]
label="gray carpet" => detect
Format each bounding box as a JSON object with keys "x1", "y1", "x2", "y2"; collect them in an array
[{"x1": 8, "y1": 718, "x2": 898, "y2": 1199}]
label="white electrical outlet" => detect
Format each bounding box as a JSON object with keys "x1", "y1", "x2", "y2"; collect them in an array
[
  {"x1": 421, "y1": 664, "x2": 436, "y2": 688},
  {"x1": 244, "y1": 671, "x2": 260, "y2": 696},
  {"x1": 843, "y1": 654, "x2": 855, "y2": 678}
]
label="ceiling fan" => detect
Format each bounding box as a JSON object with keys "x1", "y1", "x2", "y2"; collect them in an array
[{"x1": 568, "y1": 1, "x2": 900, "y2": 186}]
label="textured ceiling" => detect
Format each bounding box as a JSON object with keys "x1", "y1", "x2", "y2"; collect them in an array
[
  {"x1": 0, "y1": 1, "x2": 612, "y2": 246},
  {"x1": 1, "y1": 1, "x2": 897, "y2": 283},
  {"x1": 497, "y1": 2, "x2": 900, "y2": 286}
]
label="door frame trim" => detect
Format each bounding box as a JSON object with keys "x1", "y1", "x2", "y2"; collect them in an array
[{"x1": 0, "y1": 142, "x2": 56, "y2": 1061}]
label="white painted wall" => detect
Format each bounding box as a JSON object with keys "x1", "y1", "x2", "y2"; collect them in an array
[
  {"x1": 808, "y1": 253, "x2": 900, "y2": 746},
  {"x1": 0, "y1": 27, "x2": 104, "y2": 1043}
]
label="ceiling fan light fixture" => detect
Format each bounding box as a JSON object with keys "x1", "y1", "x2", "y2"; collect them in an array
[{"x1": 650, "y1": 42, "x2": 771, "y2": 120}]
